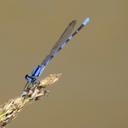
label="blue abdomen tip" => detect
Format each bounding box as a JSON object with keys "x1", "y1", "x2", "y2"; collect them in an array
[{"x1": 82, "y1": 17, "x2": 90, "y2": 26}]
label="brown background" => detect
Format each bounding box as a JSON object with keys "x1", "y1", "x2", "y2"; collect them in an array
[{"x1": 0, "y1": 0, "x2": 128, "y2": 128}]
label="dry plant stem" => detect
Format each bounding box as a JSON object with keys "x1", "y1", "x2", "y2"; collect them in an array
[{"x1": 0, "y1": 73, "x2": 62, "y2": 128}]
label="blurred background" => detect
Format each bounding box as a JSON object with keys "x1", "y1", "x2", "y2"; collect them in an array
[{"x1": 0, "y1": 0, "x2": 128, "y2": 128}]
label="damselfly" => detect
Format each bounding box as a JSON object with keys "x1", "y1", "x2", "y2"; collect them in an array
[{"x1": 23, "y1": 17, "x2": 90, "y2": 94}]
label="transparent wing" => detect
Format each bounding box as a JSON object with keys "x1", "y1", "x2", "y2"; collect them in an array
[
  {"x1": 50, "y1": 20, "x2": 77, "y2": 54},
  {"x1": 41, "y1": 20, "x2": 76, "y2": 65}
]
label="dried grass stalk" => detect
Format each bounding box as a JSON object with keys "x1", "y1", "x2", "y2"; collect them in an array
[{"x1": 0, "y1": 73, "x2": 62, "y2": 128}]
